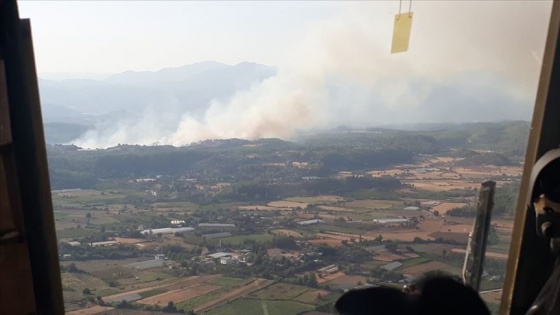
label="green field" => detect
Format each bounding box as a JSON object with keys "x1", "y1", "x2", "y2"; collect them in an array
[
  {"x1": 136, "y1": 271, "x2": 175, "y2": 282},
  {"x1": 293, "y1": 290, "x2": 327, "y2": 304},
  {"x1": 89, "y1": 215, "x2": 121, "y2": 225},
  {"x1": 206, "y1": 277, "x2": 253, "y2": 287},
  {"x1": 139, "y1": 288, "x2": 168, "y2": 299},
  {"x1": 209, "y1": 298, "x2": 314, "y2": 315},
  {"x1": 176, "y1": 288, "x2": 229, "y2": 311},
  {"x1": 248, "y1": 283, "x2": 310, "y2": 300},
  {"x1": 397, "y1": 257, "x2": 431, "y2": 269},
  {"x1": 343, "y1": 200, "x2": 398, "y2": 210},
  {"x1": 152, "y1": 201, "x2": 199, "y2": 210},
  {"x1": 305, "y1": 224, "x2": 367, "y2": 235},
  {"x1": 285, "y1": 196, "x2": 342, "y2": 204},
  {"x1": 347, "y1": 212, "x2": 390, "y2": 220},
  {"x1": 60, "y1": 272, "x2": 108, "y2": 301},
  {"x1": 56, "y1": 227, "x2": 100, "y2": 239},
  {"x1": 95, "y1": 288, "x2": 121, "y2": 297},
  {"x1": 221, "y1": 233, "x2": 275, "y2": 245}
]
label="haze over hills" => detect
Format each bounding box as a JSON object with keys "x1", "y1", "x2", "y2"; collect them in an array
[
  {"x1": 39, "y1": 61, "x2": 533, "y2": 147},
  {"x1": 40, "y1": 61, "x2": 275, "y2": 121}
]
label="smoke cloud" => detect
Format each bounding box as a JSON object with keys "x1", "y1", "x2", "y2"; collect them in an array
[{"x1": 73, "y1": 1, "x2": 552, "y2": 148}]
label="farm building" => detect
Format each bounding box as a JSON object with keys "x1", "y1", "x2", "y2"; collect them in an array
[
  {"x1": 202, "y1": 232, "x2": 232, "y2": 239},
  {"x1": 90, "y1": 240, "x2": 119, "y2": 247},
  {"x1": 154, "y1": 254, "x2": 167, "y2": 260},
  {"x1": 198, "y1": 223, "x2": 236, "y2": 229},
  {"x1": 421, "y1": 201, "x2": 442, "y2": 207},
  {"x1": 318, "y1": 264, "x2": 339, "y2": 276},
  {"x1": 140, "y1": 227, "x2": 195, "y2": 236},
  {"x1": 297, "y1": 219, "x2": 325, "y2": 226},
  {"x1": 207, "y1": 252, "x2": 232, "y2": 260},
  {"x1": 220, "y1": 257, "x2": 235, "y2": 265},
  {"x1": 404, "y1": 206, "x2": 421, "y2": 211},
  {"x1": 170, "y1": 220, "x2": 185, "y2": 225},
  {"x1": 380, "y1": 261, "x2": 403, "y2": 271},
  {"x1": 373, "y1": 218, "x2": 410, "y2": 225},
  {"x1": 66, "y1": 241, "x2": 81, "y2": 247}
]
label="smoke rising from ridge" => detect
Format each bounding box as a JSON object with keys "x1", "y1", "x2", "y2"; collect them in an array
[{"x1": 73, "y1": 1, "x2": 552, "y2": 148}]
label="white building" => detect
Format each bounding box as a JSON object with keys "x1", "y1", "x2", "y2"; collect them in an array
[
  {"x1": 90, "y1": 241, "x2": 119, "y2": 247},
  {"x1": 404, "y1": 206, "x2": 421, "y2": 211},
  {"x1": 202, "y1": 232, "x2": 232, "y2": 239},
  {"x1": 140, "y1": 227, "x2": 195, "y2": 236},
  {"x1": 198, "y1": 223, "x2": 236, "y2": 229},
  {"x1": 373, "y1": 218, "x2": 410, "y2": 225},
  {"x1": 220, "y1": 257, "x2": 234, "y2": 265},
  {"x1": 207, "y1": 252, "x2": 232, "y2": 260},
  {"x1": 421, "y1": 201, "x2": 442, "y2": 207},
  {"x1": 297, "y1": 219, "x2": 325, "y2": 226},
  {"x1": 380, "y1": 261, "x2": 403, "y2": 271}
]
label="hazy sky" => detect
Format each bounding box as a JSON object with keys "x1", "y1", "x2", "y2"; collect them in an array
[
  {"x1": 19, "y1": 1, "x2": 553, "y2": 77},
  {"x1": 18, "y1": 1, "x2": 343, "y2": 74},
  {"x1": 18, "y1": 1, "x2": 553, "y2": 81},
  {"x1": 18, "y1": 1, "x2": 555, "y2": 147}
]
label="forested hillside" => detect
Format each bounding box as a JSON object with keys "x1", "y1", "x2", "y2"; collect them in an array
[{"x1": 46, "y1": 121, "x2": 528, "y2": 190}]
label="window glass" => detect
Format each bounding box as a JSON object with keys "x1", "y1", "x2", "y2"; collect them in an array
[{"x1": 18, "y1": 1, "x2": 552, "y2": 314}]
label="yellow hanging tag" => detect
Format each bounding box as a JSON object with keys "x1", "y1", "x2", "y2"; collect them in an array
[{"x1": 391, "y1": 12, "x2": 413, "y2": 54}]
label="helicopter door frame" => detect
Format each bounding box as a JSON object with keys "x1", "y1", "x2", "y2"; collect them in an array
[{"x1": 500, "y1": 1, "x2": 560, "y2": 314}]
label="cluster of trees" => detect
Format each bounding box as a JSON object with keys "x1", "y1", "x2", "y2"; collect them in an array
[
  {"x1": 114, "y1": 299, "x2": 194, "y2": 314},
  {"x1": 447, "y1": 183, "x2": 520, "y2": 217},
  {"x1": 47, "y1": 121, "x2": 528, "y2": 190},
  {"x1": 455, "y1": 152, "x2": 516, "y2": 167},
  {"x1": 46, "y1": 136, "x2": 417, "y2": 190},
  {"x1": 270, "y1": 235, "x2": 298, "y2": 250},
  {"x1": 58, "y1": 243, "x2": 140, "y2": 261}
]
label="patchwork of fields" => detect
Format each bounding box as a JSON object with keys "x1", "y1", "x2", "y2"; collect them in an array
[{"x1": 54, "y1": 159, "x2": 517, "y2": 314}]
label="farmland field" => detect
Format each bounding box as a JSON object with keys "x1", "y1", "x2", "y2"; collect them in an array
[
  {"x1": 401, "y1": 261, "x2": 450, "y2": 275},
  {"x1": 343, "y1": 200, "x2": 400, "y2": 209},
  {"x1": 194, "y1": 279, "x2": 274, "y2": 313},
  {"x1": 285, "y1": 195, "x2": 344, "y2": 204},
  {"x1": 221, "y1": 233, "x2": 275, "y2": 245},
  {"x1": 322, "y1": 274, "x2": 368, "y2": 290},
  {"x1": 294, "y1": 290, "x2": 330, "y2": 304},
  {"x1": 48, "y1": 128, "x2": 523, "y2": 314},
  {"x1": 248, "y1": 283, "x2": 310, "y2": 300},
  {"x1": 270, "y1": 229, "x2": 303, "y2": 237},
  {"x1": 137, "y1": 283, "x2": 221, "y2": 306},
  {"x1": 268, "y1": 200, "x2": 309, "y2": 208},
  {"x1": 65, "y1": 306, "x2": 114, "y2": 315},
  {"x1": 176, "y1": 288, "x2": 230, "y2": 311},
  {"x1": 206, "y1": 277, "x2": 253, "y2": 287},
  {"x1": 209, "y1": 298, "x2": 315, "y2": 315}
]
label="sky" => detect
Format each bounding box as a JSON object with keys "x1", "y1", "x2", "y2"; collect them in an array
[
  {"x1": 18, "y1": 1, "x2": 552, "y2": 86},
  {"x1": 18, "y1": 1, "x2": 342, "y2": 75},
  {"x1": 16, "y1": 1, "x2": 555, "y2": 147}
]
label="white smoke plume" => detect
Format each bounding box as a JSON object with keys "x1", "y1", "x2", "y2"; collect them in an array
[{"x1": 74, "y1": 1, "x2": 552, "y2": 148}]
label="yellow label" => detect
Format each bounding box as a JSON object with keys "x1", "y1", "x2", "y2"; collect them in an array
[{"x1": 391, "y1": 12, "x2": 413, "y2": 54}]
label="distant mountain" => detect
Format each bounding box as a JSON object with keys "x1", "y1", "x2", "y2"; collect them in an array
[
  {"x1": 38, "y1": 61, "x2": 276, "y2": 135},
  {"x1": 38, "y1": 61, "x2": 534, "y2": 146}
]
